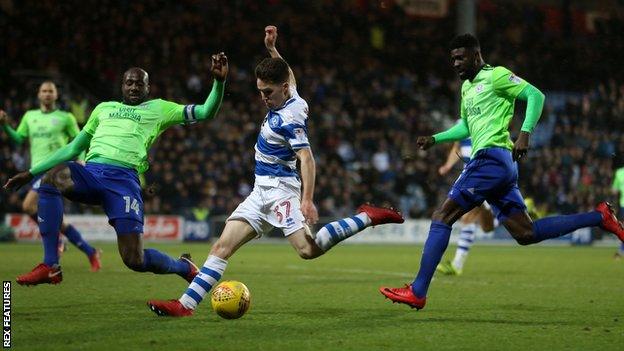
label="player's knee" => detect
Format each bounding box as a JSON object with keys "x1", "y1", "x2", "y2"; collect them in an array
[
  {"x1": 432, "y1": 207, "x2": 454, "y2": 224},
  {"x1": 22, "y1": 201, "x2": 37, "y2": 216},
  {"x1": 512, "y1": 230, "x2": 535, "y2": 246},
  {"x1": 41, "y1": 165, "x2": 73, "y2": 192},
  {"x1": 295, "y1": 244, "x2": 322, "y2": 260},
  {"x1": 481, "y1": 222, "x2": 495, "y2": 233},
  {"x1": 121, "y1": 251, "x2": 144, "y2": 271},
  {"x1": 297, "y1": 248, "x2": 315, "y2": 260}
]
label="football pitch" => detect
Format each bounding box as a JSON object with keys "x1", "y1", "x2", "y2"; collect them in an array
[{"x1": 1, "y1": 242, "x2": 622, "y2": 350}]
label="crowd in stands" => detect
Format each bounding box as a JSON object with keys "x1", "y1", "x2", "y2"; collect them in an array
[{"x1": 1, "y1": 0, "x2": 623, "y2": 220}]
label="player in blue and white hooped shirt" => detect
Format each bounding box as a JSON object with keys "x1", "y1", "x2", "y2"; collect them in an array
[
  {"x1": 147, "y1": 25, "x2": 404, "y2": 317},
  {"x1": 435, "y1": 135, "x2": 495, "y2": 275}
]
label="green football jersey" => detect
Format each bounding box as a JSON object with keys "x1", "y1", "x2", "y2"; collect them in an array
[
  {"x1": 83, "y1": 99, "x2": 194, "y2": 173},
  {"x1": 16, "y1": 109, "x2": 80, "y2": 167},
  {"x1": 460, "y1": 64, "x2": 529, "y2": 155},
  {"x1": 612, "y1": 167, "x2": 624, "y2": 205}
]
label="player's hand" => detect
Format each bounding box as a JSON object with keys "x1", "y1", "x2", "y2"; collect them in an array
[
  {"x1": 438, "y1": 164, "x2": 452, "y2": 176},
  {"x1": 264, "y1": 25, "x2": 278, "y2": 51},
  {"x1": 0, "y1": 110, "x2": 8, "y2": 125},
  {"x1": 300, "y1": 199, "x2": 319, "y2": 225},
  {"x1": 416, "y1": 136, "x2": 435, "y2": 150},
  {"x1": 210, "y1": 52, "x2": 228, "y2": 82},
  {"x1": 513, "y1": 131, "x2": 530, "y2": 161},
  {"x1": 3, "y1": 171, "x2": 34, "y2": 190}
]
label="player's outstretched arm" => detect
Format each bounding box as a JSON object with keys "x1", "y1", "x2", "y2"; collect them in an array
[
  {"x1": 4, "y1": 131, "x2": 92, "y2": 190},
  {"x1": 439, "y1": 142, "x2": 461, "y2": 175},
  {"x1": 513, "y1": 84, "x2": 545, "y2": 161},
  {"x1": 264, "y1": 25, "x2": 297, "y2": 87},
  {"x1": 193, "y1": 52, "x2": 228, "y2": 122},
  {"x1": 0, "y1": 110, "x2": 25, "y2": 144},
  {"x1": 296, "y1": 147, "x2": 319, "y2": 225},
  {"x1": 425, "y1": 118, "x2": 470, "y2": 149}
]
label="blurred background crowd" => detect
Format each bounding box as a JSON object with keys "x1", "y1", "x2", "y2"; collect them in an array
[{"x1": 1, "y1": 0, "x2": 624, "y2": 221}]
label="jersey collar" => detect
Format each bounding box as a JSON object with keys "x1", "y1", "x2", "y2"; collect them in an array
[
  {"x1": 471, "y1": 64, "x2": 491, "y2": 82},
  {"x1": 272, "y1": 96, "x2": 296, "y2": 112}
]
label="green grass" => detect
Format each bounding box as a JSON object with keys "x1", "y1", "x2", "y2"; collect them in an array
[{"x1": 1, "y1": 242, "x2": 623, "y2": 350}]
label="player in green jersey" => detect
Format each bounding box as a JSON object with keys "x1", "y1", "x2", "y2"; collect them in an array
[
  {"x1": 0, "y1": 81, "x2": 101, "y2": 275},
  {"x1": 380, "y1": 34, "x2": 624, "y2": 310},
  {"x1": 4, "y1": 53, "x2": 228, "y2": 287}
]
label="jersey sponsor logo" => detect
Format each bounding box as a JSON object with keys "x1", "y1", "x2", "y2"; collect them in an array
[
  {"x1": 51, "y1": 118, "x2": 59, "y2": 125},
  {"x1": 108, "y1": 107, "x2": 142, "y2": 122},
  {"x1": 508, "y1": 74, "x2": 522, "y2": 84},
  {"x1": 464, "y1": 98, "x2": 481, "y2": 117},
  {"x1": 31, "y1": 132, "x2": 54, "y2": 138},
  {"x1": 475, "y1": 84, "x2": 484, "y2": 93}
]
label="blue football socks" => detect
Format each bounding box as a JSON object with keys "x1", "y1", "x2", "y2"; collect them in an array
[
  {"x1": 532, "y1": 212, "x2": 602, "y2": 243},
  {"x1": 62, "y1": 224, "x2": 96, "y2": 257},
  {"x1": 38, "y1": 185, "x2": 63, "y2": 266},
  {"x1": 411, "y1": 220, "x2": 452, "y2": 298},
  {"x1": 138, "y1": 249, "x2": 191, "y2": 277}
]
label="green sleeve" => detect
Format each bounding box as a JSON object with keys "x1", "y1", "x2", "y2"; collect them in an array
[
  {"x1": 66, "y1": 113, "x2": 81, "y2": 137},
  {"x1": 83, "y1": 105, "x2": 102, "y2": 136},
  {"x1": 30, "y1": 131, "x2": 92, "y2": 176},
  {"x1": 492, "y1": 66, "x2": 528, "y2": 98},
  {"x1": 433, "y1": 118, "x2": 470, "y2": 144},
  {"x1": 194, "y1": 80, "x2": 225, "y2": 121},
  {"x1": 516, "y1": 84, "x2": 546, "y2": 133},
  {"x1": 66, "y1": 113, "x2": 85, "y2": 160},
  {"x1": 158, "y1": 80, "x2": 225, "y2": 130},
  {"x1": 614, "y1": 170, "x2": 624, "y2": 191},
  {"x1": 2, "y1": 124, "x2": 25, "y2": 144}
]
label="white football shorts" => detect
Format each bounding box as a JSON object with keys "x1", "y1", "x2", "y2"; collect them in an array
[{"x1": 227, "y1": 180, "x2": 306, "y2": 237}]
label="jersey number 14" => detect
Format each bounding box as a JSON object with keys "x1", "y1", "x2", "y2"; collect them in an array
[{"x1": 123, "y1": 196, "x2": 140, "y2": 215}]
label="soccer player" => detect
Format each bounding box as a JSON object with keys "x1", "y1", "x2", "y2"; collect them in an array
[
  {"x1": 611, "y1": 164, "x2": 624, "y2": 259},
  {"x1": 379, "y1": 34, "x2": 624, "y2": 310},
  {"x1": 146, "y1": 25, "x2": 404, "y2": 317},
  {"x1": 0, "y1": 81, "x2": 101, "y2": 276},
  {"x1": 4, "y1": 53, "x2": 229, "y2": 286},
  {"x1": 435, "y1": 138, "x2": 495, "y2": 275}
]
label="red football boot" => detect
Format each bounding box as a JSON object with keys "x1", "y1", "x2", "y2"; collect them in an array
[
  {"x1": 147, "y1": 299, "x2": 194, "y2": 317},
  {"x1": 180, "y1": 253, "x2": 199, "y2": 283},
  {"x1": 356, "y1": 204, "x2": 404, "y2": 226},
  {"x1": 16, "y1": 263, "x2": 63, "y2": 286},
  {"x1": 379, "y1": 284, "x2": 426, "y2": 310},
  {"x1": 89, "y1": 249, "x2": 102, "y2": 272},
  {"x1": 595, "y1": 202, "x2": 624, "y2": 242}
]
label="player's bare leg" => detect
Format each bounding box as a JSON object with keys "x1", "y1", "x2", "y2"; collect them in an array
[{"x1": 288, "y1": 226, "x2": 324, "y2": 259}]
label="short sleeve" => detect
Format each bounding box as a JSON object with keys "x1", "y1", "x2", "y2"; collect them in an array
[
  {"x1": 66, "y1": 113, "x2": 81, "y2": 137},
  {"x1": 492, "y1": 66, "x2": 529, "y2": 98},
  {"x1": 83, "y1": 104, "x2": 103, "y2": 136},
  {"x1": 282, "y1": 123, "x2": 310, "y2": 150},
  {"x1": 156, "y1": 99, "x2": 195, "y2": 130},
  {"x1": 15, "y1": 113, "x2": 29, "y2": 138}
]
